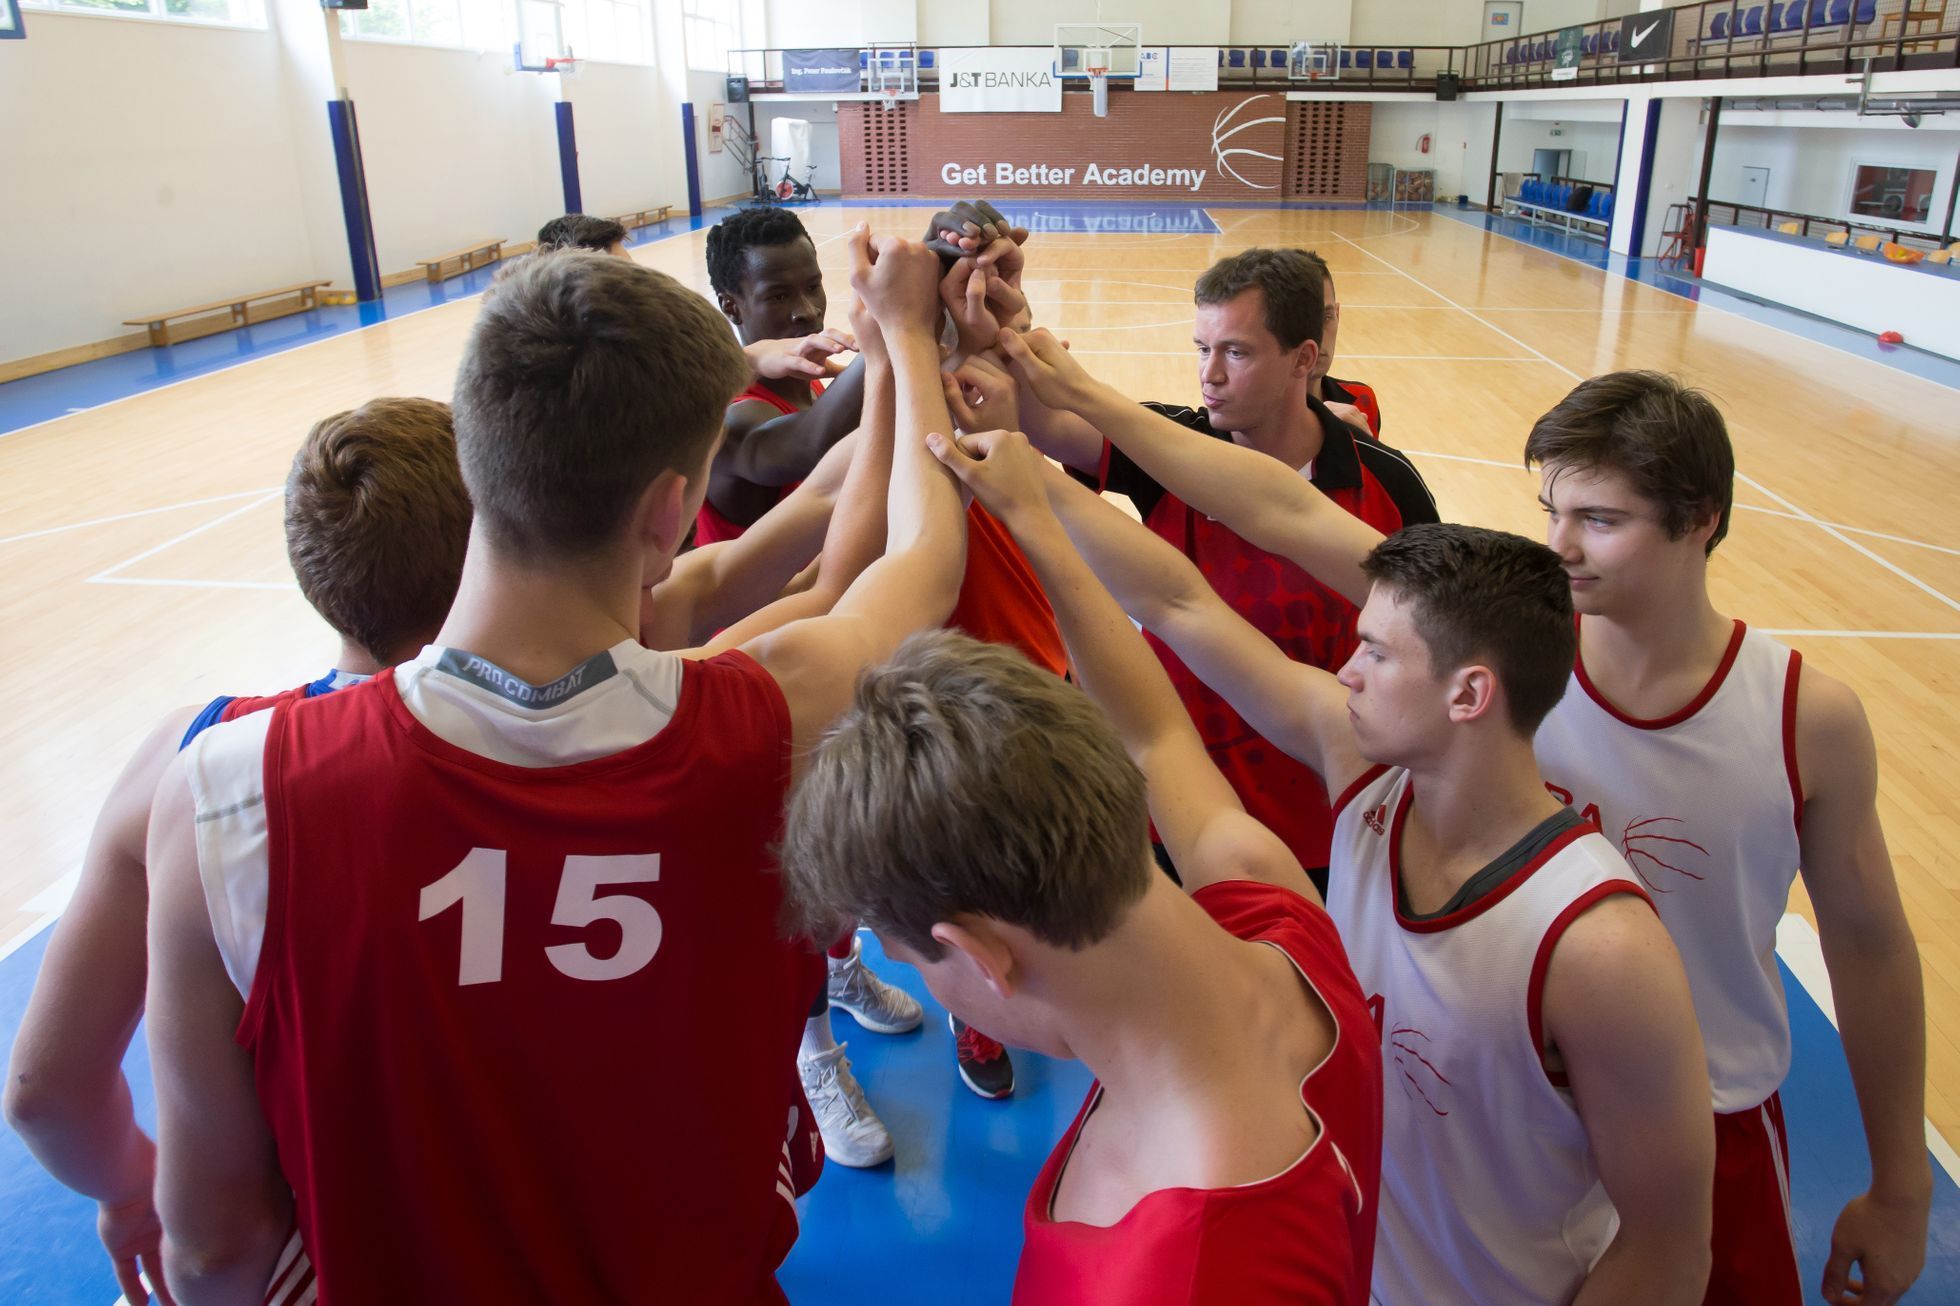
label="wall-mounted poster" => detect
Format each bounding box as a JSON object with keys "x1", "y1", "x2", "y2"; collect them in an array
[
  {"x1": 1168, "y1": 47, "x2": 1220, "y2": 91},
  {"x1": 1136, "y1": 46, "x2": 1169, "y2": 91}
]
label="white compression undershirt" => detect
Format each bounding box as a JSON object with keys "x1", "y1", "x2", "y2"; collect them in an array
[{"x1": 181, "y1": 641, "x2": 689, "y2": 997}]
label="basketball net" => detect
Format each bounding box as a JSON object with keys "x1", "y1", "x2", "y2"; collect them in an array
[{"x1": 1089, "y1": 65, "x2": 1110, "y2": 117}]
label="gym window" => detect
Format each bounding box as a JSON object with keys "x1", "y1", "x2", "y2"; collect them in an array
[
  {"x1": 682, "y1": 0, "x2": 742, "y2": 72},
  {"x1": 22, "y1": 0, "x2": 264, "y2": 28}
]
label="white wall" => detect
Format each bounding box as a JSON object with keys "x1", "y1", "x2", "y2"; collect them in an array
[
  {"x1": 1499, "y1": 97, "x2": 1625, "y2": 182},
  {"x1": 1351, "y1": 1, "x2": 1485, "y2": 49},
  {"x1": 756, "y1": 101, "x2": 843, "y2": 192},
  {"x1": 0, "y1": 14, "x2": 319, "y2": 365},
  {"x1": 1708, "y1": 115, "x2": 1960, "y2": 233},
  {"x1": 1229, "y1": 0, "x2": 1350, "y2": 45},
  {"x1": 1370, "y1": 100, "x2": 1501, "y2": 201},
  {"x1": 988, "y1": 0, "x2": 1232, "y2": 44},
  {"x1": 570, "y1": 62, "x2": 689, "y2": 218},
  {"x1": 691, "y1": 68, "x2": 756, "y2": 202},
  {"x1": 341, "y1": 43, "x2": 565, "y2": 270}
]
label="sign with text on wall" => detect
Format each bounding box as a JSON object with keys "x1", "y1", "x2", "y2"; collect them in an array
[
  {"x1": 929, "y1": 93, "x2": 1285, "y2": 196},
  {"x1": 1135, "y1": 47, "x2": 1169, "y2": 91},
  {"x1": 1168, "y1": 46, "x2": 1220, "y2": 91},
  {"x1": 940, "y1": 47, "x2": 1063, "y2": 113},
  {"x1": 784, "y1": 47, "x2": 861, "y2": 95}
]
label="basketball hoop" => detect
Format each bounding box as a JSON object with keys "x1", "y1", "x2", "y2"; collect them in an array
[
  {"x1": 543, "y1": 54, "x2": 579, "y2": 76},
  {"x1": 1088, "y1": 44, "x2": 1111, "y2": 117}
]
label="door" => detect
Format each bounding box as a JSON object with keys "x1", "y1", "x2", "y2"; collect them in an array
[
  {"x1": 1484, "y1": 1, "x2": 1525, "y2": 39},
  {"x1": 1533, "y1": 148, "x2": 1572, "y2": 181},
  {"x1": 1739, "y1": 166, "x2": 1770, "y2": 209}
]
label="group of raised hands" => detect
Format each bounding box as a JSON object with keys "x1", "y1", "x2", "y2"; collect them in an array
[{"x1": 826, "y1": 200, "x2": 1131, "y2": 530}]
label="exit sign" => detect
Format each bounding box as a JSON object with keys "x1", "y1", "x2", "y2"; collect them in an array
[{"x1": 1550, "y1": 128, "x2": 1565, "y2": 136}]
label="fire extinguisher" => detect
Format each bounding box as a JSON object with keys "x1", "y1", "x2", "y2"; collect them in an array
[{"x1": 1419, "y1": 134, "x2": 1432, "y2": 154}]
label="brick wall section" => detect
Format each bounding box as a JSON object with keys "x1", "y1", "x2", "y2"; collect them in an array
[
  {"x1": 842, "y1": 91, "x2": 1298, "y2": 201},
  {"x1": 1285, "y1": 101, "x2": 1373, "y2": 201}
]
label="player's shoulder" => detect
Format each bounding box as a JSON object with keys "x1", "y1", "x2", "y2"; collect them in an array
[
  {"x1": 1545, "y1": 886, "x2": 1669, "y2": 990},
  {"x1": 1791, "y1": 658, "x2": 1875, "y2": 799},
  {"x1": 176, "y1": 706, "x2": 277, "y2": 817},
  {"x1": 1350, "y1": 435, "x2": 1438, "y2": 525}
]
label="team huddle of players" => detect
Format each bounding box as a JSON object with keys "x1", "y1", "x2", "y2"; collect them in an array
[{"x1": 3, "y1": 200, "x2": 1932, "y2": 1306}]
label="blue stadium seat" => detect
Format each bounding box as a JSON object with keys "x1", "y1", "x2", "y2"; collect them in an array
[
  {"x1": 1356, "y1": 49, "x2": 1374, "y2": 68},
  {"x1": 919, "y1": 49, "x2": 935, "y2": 68},
  {"x1": 1271, "y1": 49, "x2": 1288, "y2": 69},
  {"x1": 1740, "y1": 6, "x2": 1765, "y2": 36},
  {"x1": 1251, "y1": 48, "x2": 1268, "y2": 68},
  {"x1": 1605, "y1": 30, "x2": 1619, "y2": 50},
  {"x1": 1711, "y1": 12, "x2": 1731, "y2": 38},
  {"x1": 1583, "y1": 33, "x2": 1597, "y2": 54},
  {"x1": 1398, "y1": 49, "x2": 1414, "y2": 69},
  {"x1": 858, "y1": 51, "x2": 869, "y2": 69},
  {"x1": 1340, "y1": 49, "x2": 1353, "y2": 67},
  {"x1": 1228, "y1": 48, "x2": 1247, "y2": 68}
]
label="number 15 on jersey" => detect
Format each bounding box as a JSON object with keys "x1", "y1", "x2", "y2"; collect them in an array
[{"x1": 418, "y1": 848, "x2": 663, "y2": 987}]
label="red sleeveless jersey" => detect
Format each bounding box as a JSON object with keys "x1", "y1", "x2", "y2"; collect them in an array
[
  {"x1": 954, "y1": 505, "x2": 1067, "y2": 677},
  {"x1": 240, "y1": 652, "x2": 818, "y2": 1304},
  {"x1": 1014, "y1": 881, "x2": 1382, "y2": 1304},
  {"x1": 697, "y1": 380, "x2": 825, "y2": 545}
]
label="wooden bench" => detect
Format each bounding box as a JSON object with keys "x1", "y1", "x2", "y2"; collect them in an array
[
  {"x1": 418, "y1": 238, "x2": 505, "y2": 284},
  {"x1": 123, "y1": 280, "x2": 333, "y2": 349},
  {"x1": 612, "y1": 205, "x2": 675, "y2": 232}
]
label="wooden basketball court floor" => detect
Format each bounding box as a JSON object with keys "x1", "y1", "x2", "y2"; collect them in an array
[{"x1": 2, "y1": 203, "x2": 1959, "y2": 1299}]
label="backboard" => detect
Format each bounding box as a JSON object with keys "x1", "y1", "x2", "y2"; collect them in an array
[
  {"x1": 1055, "y1": 21, "x2": 1142, "y2": 78},
  {"x1": 514, "y1": 0, "x2": 568, "y2": 72}
]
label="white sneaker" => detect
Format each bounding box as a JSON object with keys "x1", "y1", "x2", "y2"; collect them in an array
[
  {"x1": 798, "y1": 1043, "x2": 894, "y2": 1168},
  {"x1": 827, "y1": 936, "x2": 924, "y2": 1034}
]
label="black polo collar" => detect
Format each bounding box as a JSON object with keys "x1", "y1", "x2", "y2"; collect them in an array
[{"x1": 1305, "y1": 393, "x2": 1363, "y2": 493}]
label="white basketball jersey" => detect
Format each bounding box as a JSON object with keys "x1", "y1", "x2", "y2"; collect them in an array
[
  {"x1": 1324, "y1": 766, "x2": 1647, "y2": 1306},
  {"x1": 1534, "y1": 620, "x2": 1803, "y2": 1112}
]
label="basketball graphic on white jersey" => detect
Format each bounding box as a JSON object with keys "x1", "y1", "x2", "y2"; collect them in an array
[
  {"x1": 1618, "y1": 815, "x2": 1710, "y2": 892},
  {"x1": 1388, "y1": 1023, "x2": 1451, "y2": 1117}
]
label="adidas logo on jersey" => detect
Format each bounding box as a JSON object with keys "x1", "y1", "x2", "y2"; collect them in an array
[{"x1": 1363, "y1": 804, "x2": 1388, "y2": 836}]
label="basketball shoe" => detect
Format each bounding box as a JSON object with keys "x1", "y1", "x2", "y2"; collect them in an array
[
  {"x1": 950, "y1": 1014, "x2": 1015, "y2": 1100},
  {"x1": 827, "y1": 935, "x2": 924, "y2": 1034},
  {"x1": 798, "y1": 1043, "x2": 894, "y2": 1168}
]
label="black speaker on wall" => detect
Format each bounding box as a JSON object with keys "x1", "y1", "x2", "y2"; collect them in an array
[
  {"x1": 726, "y1": 75, "x2": 750, "y2": 103},
  {"x1": 1435, "y1": 71, "x2": 1461, "y2": 101},
  {"x1": 320, "y1": 0, "x2": 368, "y2": 9}
]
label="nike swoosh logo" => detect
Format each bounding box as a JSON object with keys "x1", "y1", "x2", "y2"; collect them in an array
[{"x1": 1633, "y1": 19, "x2": 1660, "y2": 45}]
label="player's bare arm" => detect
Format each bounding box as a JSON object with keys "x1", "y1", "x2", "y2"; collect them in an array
[
  {"x1": 743, "y1": 230, "x2": 968, "y2": 760},
  {"x1": 6, "y1": 706, "x2": 196, "y2": 1306},
  {"x1": 1795, "y1": 669, "x2": 1930, "y2": 1306},
  {"x1": 1002, "y1": 327, "x2": 1380, "y2": 604},
  {"x1": 1546, "y1": 895, "x2": 1715, "y2": 1305},
  {"x1": 640, "y1": 430, "x2": 861, "y2": 649},
  {"x1": 694, "y1": 298, "x2": 901, "y2": 656},
  {"x1": 1040, "y1": 468, "x2": 1367, "y2": 796},
  {"x1": 714, "y1": 351, "x2": 869, "y2": 491},
  {"x1": 146, "y1": 757, "x2": 291, "y2": 1306},
  {"x1": 932, "y1": 426, "x2": 1320, "y2": 906}
]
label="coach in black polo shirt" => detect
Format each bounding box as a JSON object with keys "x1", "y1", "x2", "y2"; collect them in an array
[{"x1": 993, "y1": 248, "x2": 1437, "y2": 886}]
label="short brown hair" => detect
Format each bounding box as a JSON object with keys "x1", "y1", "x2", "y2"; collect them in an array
[
  {"x1": 1194, "y1": 248, "x2": 1326, "y2": 350},
  {"x1": 285, "y1": 397, "x2": 471, "y2": 664},
  {"x1": 1524, "y1": 371, "x2": 1735, "y2": 554},
  {"x1": 1362, "y1": 523, "x2": 1575, "y2": 736},
  {"x1": 453, "y1": 250, "x2": 748, "y2": 558},
  {"x1": 780, "y1": 632, "x2": 1152, "y2": 958}
]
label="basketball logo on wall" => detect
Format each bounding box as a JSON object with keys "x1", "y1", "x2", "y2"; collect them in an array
[{"x1": 1212, "y1": 95, "x2": 1286, "y2": 189}]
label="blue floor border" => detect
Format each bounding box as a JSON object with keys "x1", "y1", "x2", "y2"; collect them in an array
[
  {"x1": 0, "y1": 207, "x2": 752, "y2": 441},
  {"x1": 1429, "y1": 204, "x2": 1960, "y2": 391}
]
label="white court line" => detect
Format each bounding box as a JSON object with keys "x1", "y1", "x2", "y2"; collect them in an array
[
  {"x1": 1404, "y1": 449, "x2": 1960, "y2": 562},
  {"x1": 1776, "y1": 914, "x2": 1960, "y2": 1186},
  {"x1": 1335, "y1": 232, "x2": 1960, "y2": 616},
  {"x1": 86, "y1": 491, "x2": 281, "y2": 583},
  {"x1": 87, "y1": 576, "x2": 297, "y2": 592},
  {"x1": 0, "y1": 486, "x2": 283, "y2": 548},
  {"x1": 1443, "y1": 210, "x2": 1960, "y2": 400}
]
